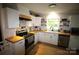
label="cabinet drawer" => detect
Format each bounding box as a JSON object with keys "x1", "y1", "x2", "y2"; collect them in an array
[{"x1": 15, "y1": 39, "x2": 24, "y2": 45}]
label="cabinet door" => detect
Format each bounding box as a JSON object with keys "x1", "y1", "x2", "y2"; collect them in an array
[
  {"x1": 32, "y1": 17, "x2": 41, "y2": 26},
  {"x1": 42, "y1": 33, "x2": 58, "y2": 45},
  {"x1": 53, "y1": 34, "x2": 58, "y2": 45},
  {"x1": 4, "y1": 40, "x2": 15, "y2": 55},
  {"x1": 15, "y1": 39, "x2": 25, "y2": 55},
  {"x1": 34, "y1": 33, "x2": 39, "y2": 44},
  {"x1": 44, "y1": 33, "x2": 51, "y2": 43},
  {"x1": 38, "y1": 32, "x2": 58, "y2": 45},
  {"x1": 38, "y1": 32, "x2": 46, "y2": 42},
  {"x1": 6, "y1": 7, "x2": 19, "y2": 28},
  {"x1": 38, "y1": 32, "x2": 50, "y2": 43},
  {"x1": 48, "y1": 34, "x2": 54, "y2": 44}
]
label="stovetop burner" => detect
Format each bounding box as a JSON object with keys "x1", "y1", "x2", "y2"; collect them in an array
[{"x1": 16, "y1": 31, "x2": 34, "y2": 38}]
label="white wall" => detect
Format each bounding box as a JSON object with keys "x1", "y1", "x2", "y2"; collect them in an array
[
  {"x1": 1, "y1": 4, "x2": 17, "y2": 40},
  {"x1": 1, "y1": 4, "x2": 7, "y2": 40},
  {"x1": 2, "y1": 3, "x2": 18, "y2": 10},
  {"x1": 17, "y1": 4, "x2": 30, "y2": 15}
]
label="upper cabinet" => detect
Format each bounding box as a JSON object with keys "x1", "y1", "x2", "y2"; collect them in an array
[
  {"x1": 4, "y1": 7, "x2": 19, "y2": 28},
  {"x1": 32, "y1": 17, "x2": 42, "y2": 26}
]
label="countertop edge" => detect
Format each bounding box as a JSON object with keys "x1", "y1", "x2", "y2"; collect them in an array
[{"x1": 29, "y1": 31, "x2": 70, "y2": 36}]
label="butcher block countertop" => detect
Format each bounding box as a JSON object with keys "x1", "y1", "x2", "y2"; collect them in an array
[
  {"x1": 29, "y1": 30, "x2": 70, "y2": 36},
  {"x1": 6, "y1": 36, "x2": 24, "y2": 43},
  {"x1": 45, "y1": 31, "x2": 70, "y2": 36},
  {"x1": 29, "y1": 30, "x2": 47, "y2": 34}
]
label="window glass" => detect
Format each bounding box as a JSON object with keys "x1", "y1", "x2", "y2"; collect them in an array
[{"x1": 47, "y1": 18, "x2": 60, "y2": 31}]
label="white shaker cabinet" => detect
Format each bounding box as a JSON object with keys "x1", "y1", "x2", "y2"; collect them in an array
[
  {"x1": 38, "y1": 32, "x2": 58, "y2": 45},
  {"x1": 49, "y1": 33, "x2": 58, "y2": 45},
  {"x1": 38, "y1": 32, "x2": 47, "y2": 42},
  {"x1": 34, "y1": 33, "x2": 39, "y2": 44},
  {"x1": 3, "y1": 7, "x2": 19, "y2": 28},
  {"x1": 32, "y1": 17, "x2": 41, "y2": 26},
  {"x1": 4, "y1": 39, "x2": 25, "y2": 55}
]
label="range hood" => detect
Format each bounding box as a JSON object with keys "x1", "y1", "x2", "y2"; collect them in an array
[{"x1": 19, "y1": 14, "x2": 32, "y2": 21}]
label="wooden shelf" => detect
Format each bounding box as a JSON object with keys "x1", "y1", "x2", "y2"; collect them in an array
[{"x1": 19, "y1": 14, "x2": 32, "y2": 21}]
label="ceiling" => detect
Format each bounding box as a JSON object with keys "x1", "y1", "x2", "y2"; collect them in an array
[{"x1": 18, "y1": 3, "x2": 79, "y2": 16}]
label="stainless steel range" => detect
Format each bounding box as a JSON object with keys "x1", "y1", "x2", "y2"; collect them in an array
[{"x1": 16, "y1": 30, "x2": 35, "y2": 54}]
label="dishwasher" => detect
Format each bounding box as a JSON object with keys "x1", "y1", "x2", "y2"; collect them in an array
[{"x1": 58, "y1": 34, "x2": 70, "y2": 48}]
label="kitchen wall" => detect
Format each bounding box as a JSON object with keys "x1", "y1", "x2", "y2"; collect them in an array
[
  {"x1": 69, "y1": 15, "x2": 79, "y2": 50},
  {"x1": 0, "y1": 4, "x2": 6, "y2": 41},
  {"x1": 60, "y1": 14, "x2": 79, "y2": 50},
  {"x1": 1, "y1": 4, "x2": 18, "y2": 40},
  {"x1": 2, "y1": 3, "x2": 18, "y2": 10},
  {"x1": 1, "y1": 3, "x2": 32, "y2": 41},
  {"x1": 17, "y1": 4, "x2": 30, "y2": 15},
  {"x1": 17, "y1": 4, "x2": 33, "y2": 31},
  {"x1": 59, "y1": 13, "x2": 79, "y2": 20},
  {"x1": 17, "y1": 4, "x2": 47, "y2": 31}
]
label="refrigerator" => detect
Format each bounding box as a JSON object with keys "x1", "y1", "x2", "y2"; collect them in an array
[{"x1": 69, "y1": 15, "x2": 79, "y2": 50}]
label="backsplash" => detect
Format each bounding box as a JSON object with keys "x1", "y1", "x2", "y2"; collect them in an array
[
  {"x1": 31, "y1": 26, "x2": 41, "y2": 31},
  {"x1": 5, "y1": 28, "x2": 16, "y2": 38}
]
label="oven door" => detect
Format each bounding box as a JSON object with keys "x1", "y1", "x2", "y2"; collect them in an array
[{"x1": 25, "y1": 35, "x2": 34, "y2": 49}]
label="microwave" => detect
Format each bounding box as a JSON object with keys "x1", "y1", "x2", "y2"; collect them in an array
[{"x1": 71, "y1": 27, "x2": 79, "y2": 35}]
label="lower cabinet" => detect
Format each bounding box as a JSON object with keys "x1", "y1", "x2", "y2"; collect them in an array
[
  {"x1": 49, "y1": 33, "x2": 58, "y2": 45},
  {"x1": 38, "y1": 32, "x2": 58, "y2": 45},
  {"x1": 34, "y1": 33, "x2": 39, "y2": 44},
  {"x1": 4, "y1": 39, "x2": 25, "y2": 55},
  {"x1": 38, "y1": 32, "x2": 47, "y2": 42}
]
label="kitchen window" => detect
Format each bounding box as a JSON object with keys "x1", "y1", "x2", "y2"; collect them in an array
[
  {"x1": 46, "y1": 12, "x2": 60, "y2": 31},
  {"x1": 47, "y1": 18, "x2": 60, "y2": 31}
]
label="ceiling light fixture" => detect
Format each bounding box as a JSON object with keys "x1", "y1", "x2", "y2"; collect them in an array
[{"x1": 49, "y1": 4, "x2": 56, "y2": 8}]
